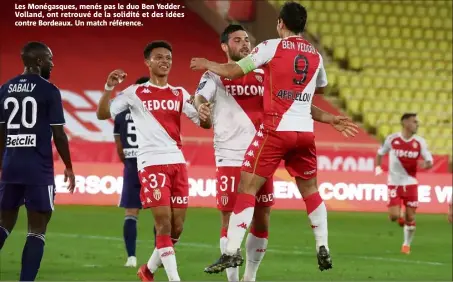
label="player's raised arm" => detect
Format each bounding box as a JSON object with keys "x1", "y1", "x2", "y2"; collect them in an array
[
  {"x1": 49, "y1": 88, "x2": 75, "y2": 192},
  {"x1": 97, "y1": 69, "x2": 127, "y2": 120},
  {"x1": 190, "y1": 39, "x2": 279, "y2": 80}
]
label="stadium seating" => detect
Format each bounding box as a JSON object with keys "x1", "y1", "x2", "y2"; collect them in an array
[{"x1": 269, "y1": 0, "x2": 453, "y2": 157}]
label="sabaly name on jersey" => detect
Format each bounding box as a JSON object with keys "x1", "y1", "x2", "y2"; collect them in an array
[{"x1": 7, "y1": 82, "x2": 36, "y2": 93}]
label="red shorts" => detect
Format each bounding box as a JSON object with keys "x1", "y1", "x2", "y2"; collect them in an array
[
  {"x1": 387, "y1": 185, "x2": 419, "y2": 209},
  {"x1": 216, "y1": 166, "x2": 275, "y2": 212},
  {"x1": 139, "y1": 164, "x2": 189, "y2": 209},
  {"x1": 241, "y1": 128, "x2": 317, "y2": 180}
]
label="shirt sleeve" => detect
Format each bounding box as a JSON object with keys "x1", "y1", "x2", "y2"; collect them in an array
[
  {"x1": 419, "y1": 138, "x2": 434, "y2": 162},
  {"x1": 48, "y1": 86, "x2": 66, "y2": 125},
  {"x1": 110, "y1": 85, "x2": 134, "y2": 119},
  {"x1": 316, "y1": 56, "x2": 328, "y2": 88},
  {"x1": 181, "y1": 88, "x2": 200, "y2": 125},
  {"x1": 113, "y1": 114, "x2": 121, "y2": 135},
  {"x1": 236, "y1": 39, "x2": 281, "y2": 75},
  {"x1": 377, "y1": 135, "x2": 393, "y2": 156},
  {"x1": 195, "y1": 72, "x2": 217, "y2": 102}
]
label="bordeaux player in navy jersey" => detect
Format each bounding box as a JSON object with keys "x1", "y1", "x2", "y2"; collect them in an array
[
  {"x1": 114, "y1": 76, "x2": 149, "y2": 268},
  {"x1": 0, "y1": 42, "x2": 75, "y2": 281}
]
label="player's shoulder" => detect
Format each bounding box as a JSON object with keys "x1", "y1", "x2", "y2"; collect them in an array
[
  {"x1": 413, "y1": 134, "x2": 427, "y2": 144},
  {"x1": 386, "y1": 132, "x2": 401, "y2": 142},
  {"x1": 168, "y1": 84, "x2": 190, "y2": 96},
  {"x1": 261, "y1": 38, "x2": 282, "y2": 46},
  {"x1": 118, "y1": 83, "x2": 141, "y2": 96}
]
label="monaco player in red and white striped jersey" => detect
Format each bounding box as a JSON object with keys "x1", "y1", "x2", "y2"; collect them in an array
[
  {"x1": 191, "y1": 2, "x2": 358, "y2": 274},
  {"x1": 375, "y1": 113, "x2": 433, "y2": 254},
  {"x1": 97, "y1": 41, "x2": 211, "y2": 281}
]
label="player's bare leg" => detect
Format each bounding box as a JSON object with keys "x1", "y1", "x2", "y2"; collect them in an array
[
  {"x1": 124, "y1": 208, "x2": 139, "y2": 267},
  {"x1": 401, "y1": 206, "x2": 416, "y2": 254},
  {"x1": 243, "y1": 206, "x2": 270, "y2": 282},
  {"x1": 218, "y1": 211, "x2": 240, "y2": 281},
  {"x1": 388, "y1": 205, "x2": 405, "y2": 227},
  {"x1": 140, "y1": 206, "x2": 184, "y2": 281},
  {"x1": 20, "y1": 210, "x2": 52, "y2": 281},
  {"x1": 205, "y1": 171, "x2": 266, "y2": 274},
  {"x1": 295, "y1": 177, "x2": 332, "y2": 271},
  {"x1": 0, "y1": 208, "x2": 20, "y2": 250}
]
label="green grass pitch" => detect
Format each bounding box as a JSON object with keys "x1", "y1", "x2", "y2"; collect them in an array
[{"x1": 0, "y1": 206, "x2": 451, "y2": 281}]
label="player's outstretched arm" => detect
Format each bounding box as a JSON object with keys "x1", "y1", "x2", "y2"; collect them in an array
[
  {"x1": 311, "y1": 105, "x2": 359, "y2": 138},
  {"x1": 52, "y1": 125, "x2": 75, "y2": 192},
  {"x1": 190, "y1": 58, "x2": 245, "y2": 80},
  {"x1": 114, "y1": 135, "x2": 125, "y2": 162},
  {"x1": 97, "y1": 69, "x2": 127, "y2": 120},
  {"x1": 0, "y1": 123, "x2": 5, "y2": 170}
]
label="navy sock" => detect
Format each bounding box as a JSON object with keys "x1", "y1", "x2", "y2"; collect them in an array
[
  {"x1": 0, "y1": 226, "x2": 10, "y2": 250},
  {"x1": 123, "y1": 216, "x2": 137, "y2": 257},
  {"x1": 20, "y1": 233, "x2": 45, "y2": 281},
  {"x1": 153, "y1": 225, "x2": 157, "y2": 248}
]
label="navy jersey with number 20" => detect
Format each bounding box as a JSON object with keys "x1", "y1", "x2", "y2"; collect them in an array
[{"x1": 0, "y1": 74, "x2": 65, "y2": 185}]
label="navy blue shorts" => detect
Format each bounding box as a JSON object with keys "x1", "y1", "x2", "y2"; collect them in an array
[
  {"x1": 119, "y1": 181, "x2": 142, "y2": 209},
  {"x1": 0, "y1": 182, "x2": 55, "y2": 212}
]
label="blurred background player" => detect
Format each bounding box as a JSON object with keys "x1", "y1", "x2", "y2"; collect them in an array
[
  {"x1": 114, "y1": 76, "x2": 149, "y2": 268},
  {"x1": 375, "y1": 113, "x2": 433, "y2": 254},
  {"x1": 191, "y1": 2, "x2": 358, "y2": 273},
  {"x1": 96, "y1": 41, "x2": 211, "y2": 281},
  {"x1": 0, "y1": 42, "x2": 75, "y2": 281},
  {"x1": 194, "y1": 24, "x2": 274, "y2": 282}
]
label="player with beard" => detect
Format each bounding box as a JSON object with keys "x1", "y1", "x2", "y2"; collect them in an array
[
  {"x1": 191, "y1": 2, "x2": 359, "y2": 273},
  {"x1": 0, "y1": 41, "x2": 75, "y2": 281},
  {"x1": 97, "y1": 41, "x2": 211, "y2": 281},
  {"x1": 194, "y1": 24, "x2": 273, "y2": 282}
]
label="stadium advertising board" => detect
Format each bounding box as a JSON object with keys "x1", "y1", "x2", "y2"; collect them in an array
[{"x1": 53, "y1": 162, "x2": 452, "y2": 214}]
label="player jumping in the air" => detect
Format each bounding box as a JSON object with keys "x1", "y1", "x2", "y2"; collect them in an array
[
  {"x1": 114, "y1": 76, "x2": 150, "y2": 268},
  {"x1": 191, "y1": 2, "x2": 358, "y2": 273},
  {"x1": 375, "y1": 113, "x2": 433, "y2": 254},
  {"x1": 194, "y1": 24, "x2": 275, "y2": 281},
  {"x1": 97, "y1": 41, "x2": 211, "y2": 281},
  {"x1": 0, "y1": 42, "x2": 75, "y2": 281}
]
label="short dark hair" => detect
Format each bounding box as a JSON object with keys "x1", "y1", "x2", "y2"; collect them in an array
[
  {"x1": 143, "y1": 41, "x2": 172, "y2": 59},
  {"x1": 220, "y1": 24, "x2": 246, "y2": 43},
  {"x1": 135, "y1": 77, "x2": 149, "y2": 84},
  {"x1": 21, "y1": 41, "x2": 49, "y2": 64},
  {"x1": 279, "y1": 1, "x2": 307, "y2": 34},
  {"x1": 401, "y1": 113, "x2": 417, "y2": 122}
]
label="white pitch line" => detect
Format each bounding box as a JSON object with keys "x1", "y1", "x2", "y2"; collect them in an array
[{"x1": 43, "y1": 232, "x2": 446, "y2": 266}]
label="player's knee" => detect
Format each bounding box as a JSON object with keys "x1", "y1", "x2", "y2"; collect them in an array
[
  {"x1": 125, "y1": 208, "x2": 139, "y2": 217},
  {"x1": 388, "y1": 214, "x2": 399, "y2": 222}
]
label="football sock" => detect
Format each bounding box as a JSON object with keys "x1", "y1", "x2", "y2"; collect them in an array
[
  {"x1": 244, "y1": 227, "x2": 268, "y2": 281},
  {"x1": 123, "y1": 215, "x2": 137, "y2": 257},
  {"x1": 0, "y1": 226, "x2": 9, "y2": 250},
  {"x1": 20, "y1": 233, "x2": 45, "y2": 281},
  {"x1": 226, "y1": 194, "x2": 256, "y2": 255},
  {"x1": 220, "y1": 227, "x2": 239, "y2": 281},
  {"x1": 156, "y1": 235, "x2": 180, "y2": 281},
  {"x1": 147, "y1": 235, "x2": 179, "y2": 273},
  {"x1": 153, "y1": 226, "x2": 157, "y2": 247},
  {"x1": 304, "y1": 192, "x2": 329, "y2": 251},
  {"x1": 403, "y1": 221, "x2": 416, "y2": 246}
]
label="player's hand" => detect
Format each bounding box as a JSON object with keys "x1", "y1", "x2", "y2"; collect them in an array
[
  {"x1": 198, "y1": 102, "x2": 211, "y2": 122},
  {"x1": 64, "y1": 168, "x2": 76, "y2": 194},
  {"x1": 418, "y1": 160, "x2": 428, "y2": 169},
  {"x1": 330, "y1": 116, "x2": 359, "y2": 138},
  {"x1": 190, "y1": 58, "x2": 209, "y2": 71},
  {"x1": 106, "y1": 69, "x2": 127, "y2": 88},
  {"x1": 375, "y1": 166, "x2": 383, "y2": 176}
]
